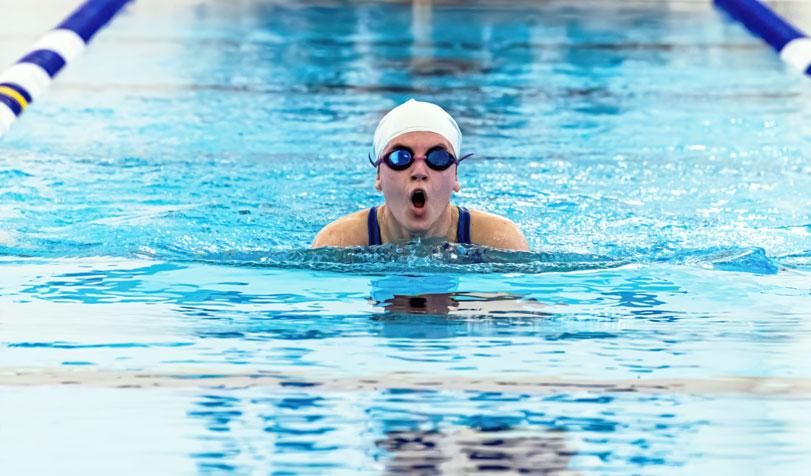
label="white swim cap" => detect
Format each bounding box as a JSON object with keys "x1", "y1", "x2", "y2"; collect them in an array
[{"x1": 372, "y1": 99, "x2": 462, "y2": 160}]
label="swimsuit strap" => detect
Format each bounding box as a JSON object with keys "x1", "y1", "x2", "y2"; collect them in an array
[
  {"x1": 457, "y1": 206, "x2": 471, "y2": 244},
  {"x1": 367, "y1": 206, "x2": 382, "y2": 246}
]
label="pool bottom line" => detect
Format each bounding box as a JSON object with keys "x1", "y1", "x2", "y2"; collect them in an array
[{"x1": 2, "y1": 369, "x2": 809, "y2": 396}]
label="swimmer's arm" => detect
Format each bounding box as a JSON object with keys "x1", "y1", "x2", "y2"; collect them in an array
[
  {"x1": 469, "y1": 210, "x2": 530, "y2": 252},
  {"x1": 311, "y1": 210, "x2": 369, "y2": 248}
]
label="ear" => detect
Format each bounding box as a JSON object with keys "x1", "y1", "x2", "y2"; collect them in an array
[
  {"x1": 375, "y1": 168, "x2": 382, "y2": 192},
  {"x1": 453, "y1": 167, "x2": 460, "y2": 193}
]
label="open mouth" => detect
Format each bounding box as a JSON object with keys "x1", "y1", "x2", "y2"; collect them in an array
[{"x1": 410, "y1": 189, "x2": 426, "y2": 209}]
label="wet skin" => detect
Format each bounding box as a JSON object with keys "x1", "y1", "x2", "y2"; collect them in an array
[
  {"x1": 312, "y1": 131, "x2": 529, "y2": 250},
  {"x1": 374, "y1": 131, "x2": 460, "y2": 242}
]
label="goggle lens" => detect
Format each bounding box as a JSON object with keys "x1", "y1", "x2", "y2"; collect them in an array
[
  {"x1": 425, "y1": 148, "x2": 454, "y2": 170},
  {"x1": 386, "y1": 149, "x2": 414, "y2": 170}
]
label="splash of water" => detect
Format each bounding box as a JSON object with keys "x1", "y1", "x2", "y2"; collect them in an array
[{"x1": 135, "y1": 238, "x2": 781, "y2": 275}]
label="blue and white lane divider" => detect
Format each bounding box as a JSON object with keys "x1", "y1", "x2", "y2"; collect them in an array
[
  {"x1": 0, "y1": 0, "x2": 131, "y2": 137},
  {"x1": 715, "y1": 0, "x2": 811, "y2": 76}
]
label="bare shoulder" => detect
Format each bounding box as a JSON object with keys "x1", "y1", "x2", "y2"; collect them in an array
[
  {"x1": 468, "y1": 209, "x2": 529, "y2": 251},
  {"x1": 311, "y1": 209, "x2": 370, "y2": 248}
]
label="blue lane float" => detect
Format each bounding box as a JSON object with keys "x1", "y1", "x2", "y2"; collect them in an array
[
  {"x1": 715, "y1": 0, "x2": 811, "y2": 76},
  {"x1": 0, "y1": 0, "x2": 131, "y2": 137}
]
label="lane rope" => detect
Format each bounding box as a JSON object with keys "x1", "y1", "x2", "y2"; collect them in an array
[
  {"x1": 715, "y1": 0, "x2": 811, "y2": 76},
  {"x1": 0, "y1": 0, "x2": 131, "y2": 137}
]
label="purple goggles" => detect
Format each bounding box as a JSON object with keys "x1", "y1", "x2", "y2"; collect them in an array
[{"x1": 369, "y1": 146, "x2": 473, "y2": 172}]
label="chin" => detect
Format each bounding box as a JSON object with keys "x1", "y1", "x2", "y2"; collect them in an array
[
  {"x1": 403, "y1": 218, "x2": 428, "y2": 232},
  {"x1": 404, "y1": 212, "x2": 436, "y2": 235}
]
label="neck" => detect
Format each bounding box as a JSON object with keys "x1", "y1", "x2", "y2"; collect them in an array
[{"x1": 379, "y1": 204, "x2": 456, "y2": 243}]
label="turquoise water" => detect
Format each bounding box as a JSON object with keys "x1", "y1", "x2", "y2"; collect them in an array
[{"x1": 2, "y1": 0, "x2": 811, "y2": 474}]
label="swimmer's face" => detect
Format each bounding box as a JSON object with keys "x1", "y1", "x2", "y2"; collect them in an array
[{"x1": 375, "y1": 131, "x2": 460, "y2": 235}]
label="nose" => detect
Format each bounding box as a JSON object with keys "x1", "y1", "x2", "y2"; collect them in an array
[{"x1": 410, "y1": 156, "x2": 429, "y2": 181}]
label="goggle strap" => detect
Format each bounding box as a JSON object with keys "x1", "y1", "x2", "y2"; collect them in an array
[{"x1": 369, "y1": 151, "x2": 474, "y2": 168}]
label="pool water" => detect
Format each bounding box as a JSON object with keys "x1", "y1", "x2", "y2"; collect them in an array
[{"x1": 1, "y1": 0, "x2": 811, "y2": 474}]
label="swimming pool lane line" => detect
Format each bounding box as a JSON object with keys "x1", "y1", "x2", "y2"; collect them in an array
[
  {"x1": 715, "y1": 0, "x2": 811, "y2": 75},
  {"x1": 0, "y1": 0, "x2": 132, "y2": 138}
]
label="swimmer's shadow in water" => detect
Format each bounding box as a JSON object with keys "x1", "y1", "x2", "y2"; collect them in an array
[
  {"x1": 372, "y1": 291, "x2": 550, "y2": 320},
  {"x1": 377, "y1": 427, "x2": 573, "y2": 475}
]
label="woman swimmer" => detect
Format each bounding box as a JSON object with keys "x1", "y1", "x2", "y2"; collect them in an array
[{"x1": 312, "y1": 99, "x2": 528, "y2": 251}]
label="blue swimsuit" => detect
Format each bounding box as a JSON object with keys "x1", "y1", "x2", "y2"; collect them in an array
[{"x1": 367, "y1": 206, "x2": 471, "y2": 246}]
